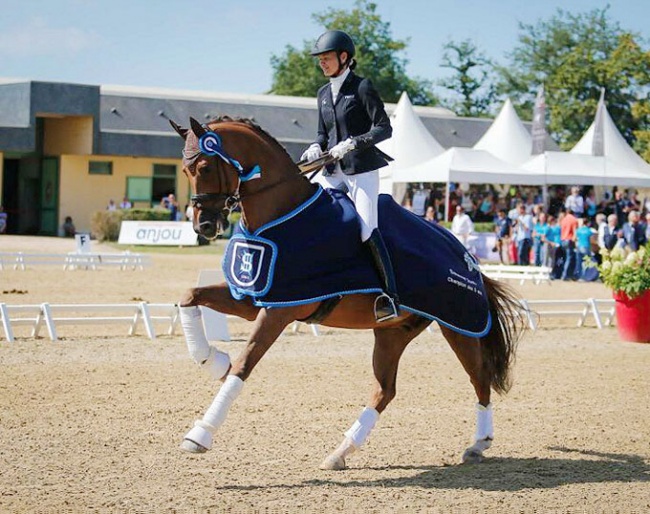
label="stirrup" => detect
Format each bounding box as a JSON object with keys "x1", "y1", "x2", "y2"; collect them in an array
[{"x1": 374, "y1": 293, "x2": 399, "y2": 322}]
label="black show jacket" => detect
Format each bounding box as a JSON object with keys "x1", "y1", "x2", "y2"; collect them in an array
[{"x1": 314, "y1": 72, "x2": 393, "y2": 175}]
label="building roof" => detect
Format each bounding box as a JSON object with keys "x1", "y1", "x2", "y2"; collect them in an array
[{"x1": 0, "y1": 79, "x2": 547, "y2": 161}]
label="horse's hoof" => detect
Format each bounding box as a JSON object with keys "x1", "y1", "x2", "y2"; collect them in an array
[
  {"x1": 461, "y1": 448, "x2": 484, "y2": 464},
  {"x1": 180, "y1": 439, "x2": 208, "y2": 454},
  {"x1": 319, "y1": 454, "x2": 347, "y2": 471}
]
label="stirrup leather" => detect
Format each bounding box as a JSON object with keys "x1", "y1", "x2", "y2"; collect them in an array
[{"x1": 374, "y1": 293, "x2": 398, "y2": 322}]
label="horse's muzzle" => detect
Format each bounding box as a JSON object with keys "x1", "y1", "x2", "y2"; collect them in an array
[{"x1": 196, "y1": 214, "x2": 229, "y2": 240}]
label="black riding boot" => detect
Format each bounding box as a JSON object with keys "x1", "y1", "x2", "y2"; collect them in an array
[{"x1": 365, "y1": 229, "x2": 400, "y2": 322}]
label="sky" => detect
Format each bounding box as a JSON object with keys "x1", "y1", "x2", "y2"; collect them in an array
[{"x1": 0, "y1": 0, "x2": 647, "y2": 97}]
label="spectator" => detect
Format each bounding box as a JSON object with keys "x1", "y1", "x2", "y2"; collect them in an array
[
  {"x1": 513, "y1": 203, "x2": 533, "y2": 265},
  {"x1": 560, "y1": 208, "x2": 579, "y2": 280},
  {"x1": 106, "y1": 199, "x2": 117, "y2": 211},
  {"x1": 622, "y1": 210, "x2": 647, "y2": 251},
  {"x1": 185, "y1": 203, "x2": 194, "y2": 223},
  {"x1": 612, "y1": 190, "x2": 632, "y2": 228},
  {"x1": 493, "y1": 209, "x2": 512, "y2": 264},
  {"x1": 477, "y1": 193, "x2": 495, "y2": 222},
  {"x1": 451, "y1": 205, "x2": 474, "y2": 249},
  {"x1": 585, "y1": 190, "x2": 598, "y2": 221},
  {"x1": 424, "y1": 206, "x2": 437, "y2": 224},
  {"x1": 564, "y1": 186, "x2": 584, "y2": 217},
  {"x1": 574, "y1": 217, "x2": 595, "y2": 280},
  {"x1": 119, "y1": 196, "x2": 132, "y2": 209},
  {"x1": 544, "y1": 215, "x2": 562, "y2": 275},
  {"x1": 532, "y1": 211, "x2": 549, "y2": 267},
  {"x1": 598, "y1": 214, "x2": 622, "y2": 252},
  {"x1": 161, "y1": 193, "x2": 179, "y2": 221},
  {"x1": 0, "y1": 205, "x2": 7, "y2": 234},
  {"x1": 645, "y1": 212, "x2": 650, "y2": 242},
  {"x1": 61, "y1": 216, "x2": 76, "y2": 238}
]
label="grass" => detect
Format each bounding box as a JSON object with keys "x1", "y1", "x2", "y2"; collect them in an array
[{"x1": 103, "y1": 239, "x2": 228, "y2": 256}]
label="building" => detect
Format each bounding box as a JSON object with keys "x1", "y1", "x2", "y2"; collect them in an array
[{"x1": 0, "y1": 79, "x2": 496, "y2": 235}]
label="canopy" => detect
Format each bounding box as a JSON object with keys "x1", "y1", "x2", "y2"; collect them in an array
[
  {"x1": 473, "y1": 98, "x2": 533, "y2": 165},
  {"x1": 570, "y1": 100, "x2": 650, "y2": 175},
  {"x1": 391, "y1": 147, "x2": 545, "y2": 185},
  {"x1": 521, "y1": 151, "x2": 650, "y2": 187}
]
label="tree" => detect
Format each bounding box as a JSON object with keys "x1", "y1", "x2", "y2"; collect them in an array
[
  {"x1": 438, "y1": 39, "x2": 498, "y2": 117},
  {"x1": 269, "y1": 0, "x2": 438, "y2": 106},
  {"x1": 497, "y1": 6, "x2": 650, "y2": 152}
]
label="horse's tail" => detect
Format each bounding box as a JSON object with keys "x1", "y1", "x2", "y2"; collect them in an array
[{"x1": 480, "y1": 274, "x2": 527, "y2": 395}]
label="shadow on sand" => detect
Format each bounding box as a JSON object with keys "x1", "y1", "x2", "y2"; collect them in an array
[{"x1": 217, "y1": 447, "x2": 650, "y2": 492}]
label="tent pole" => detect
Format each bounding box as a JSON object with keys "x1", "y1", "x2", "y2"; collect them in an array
[{"x1": 445, "y1": 181, "x2": 450, "y2": 222}]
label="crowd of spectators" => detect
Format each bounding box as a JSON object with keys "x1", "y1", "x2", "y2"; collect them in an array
[{"x1": 403, "y1": 183, "x2": 650, "y2": 281}]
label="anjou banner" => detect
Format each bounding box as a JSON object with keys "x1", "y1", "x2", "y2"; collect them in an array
[{"x1": 118, "y1": 221, "x2": 199, "y2": 246}]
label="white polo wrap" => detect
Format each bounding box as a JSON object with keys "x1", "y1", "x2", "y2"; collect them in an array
[
  {"x1": 202, "y1": 375, "x2": 244, "y2": 430},
  {"x1": 344, "y1": 407, "x2": 379, "y2": 449},
  {"x1": 180, "y1": 306, "x2": 210, "y2": 364},
  {"x1": 475, "y1": 402, "x2": 494, "y2": 440}
]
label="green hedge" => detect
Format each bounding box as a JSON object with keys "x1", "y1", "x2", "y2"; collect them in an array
[
  {"x1": 439, "y1": 221, "x2": 494, "y2": 233},
  {"x1": 91, "y1": 209, "x2": 172, "y2": 242}
]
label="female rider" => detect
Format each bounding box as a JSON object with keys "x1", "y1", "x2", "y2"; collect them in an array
[{"x1": 301, "y1": 30, "x2": 397, "y2": 322}]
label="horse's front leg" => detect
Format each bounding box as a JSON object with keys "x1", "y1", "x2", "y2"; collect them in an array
[
  {"x1": 178, "y1": 283, "x2": 260, "y2": 380},
  {"x1": 180, "y1": 306, "x2": 297, "y2": 454},
  {"x1": 439, "y1": 325, "x2": 493, "y2": 464}
]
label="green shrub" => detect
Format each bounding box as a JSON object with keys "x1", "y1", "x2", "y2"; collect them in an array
[{"x1": 90, "y1": 208, "x2": 171, "y2": 242}]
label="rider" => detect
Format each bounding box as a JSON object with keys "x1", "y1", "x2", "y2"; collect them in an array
[{"x1": 301, "y1": 29, "x2": 398, "y2": 322}]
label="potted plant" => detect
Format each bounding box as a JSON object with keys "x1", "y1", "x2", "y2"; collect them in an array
[{"x1": 589, "y1": 244, "x2": 650, "y2": 343}]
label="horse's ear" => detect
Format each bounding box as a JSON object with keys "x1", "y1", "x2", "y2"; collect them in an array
[
  {"x1": 189, "y1": 117, "x2": 207, "y2": 137},
  {"x1": 169, "y1": 119, "x2": 188, "y2": 140}
]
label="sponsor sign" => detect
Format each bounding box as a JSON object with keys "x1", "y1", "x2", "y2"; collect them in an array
[{"x1": 118, "y1": 221, "x2": 198, "y2": 246}]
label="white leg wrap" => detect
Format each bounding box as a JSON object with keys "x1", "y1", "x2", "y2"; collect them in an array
[
  {"x1": 202, "y1": 375, "x2": 244, "y2": 431},
  {"x1": 202, "y1": 347, "x2": 231, "y2": 380},
  {"x1": 180, "y1": 306, "x2": 210, "y2": 364},
  {"x1": 475, "y1": 403, "x2": 494, "y2": 440},
  {"x1": 184, "y1": 420, "x2": 217, "y2": 450},
  {"x1": 344, "y1": 407, "x2": 379, "y2": 449}
]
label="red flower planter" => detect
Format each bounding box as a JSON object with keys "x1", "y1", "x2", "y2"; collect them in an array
[{"x1": 613, "y1": 289, "x2": 650, "y2": 343}]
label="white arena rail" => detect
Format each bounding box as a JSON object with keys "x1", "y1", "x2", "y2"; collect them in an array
[
  {"x1": 520, "y1": 298, "x2": 616, "y2": 330},
  {"x1": 0, "y1": 302, "x2": 178, "y2": 342},
  {"x1": 480, "y1": 264, "x2": 552, "y2": 285},
  {"x1": 0, "y1": 251, "x2": 151, "y2": 271}
]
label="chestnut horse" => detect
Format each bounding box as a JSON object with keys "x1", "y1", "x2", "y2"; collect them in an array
[{"x1": 170, "y1": 116, "x2": 526, "y2": 470}]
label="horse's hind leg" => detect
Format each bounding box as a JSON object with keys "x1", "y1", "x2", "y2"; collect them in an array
[
  {"x1": 439, "y1": 325, "x2": 493, "y2": 464},
  {"x1": 320, "y1": 316, "x2": 430, "y2": 470}
]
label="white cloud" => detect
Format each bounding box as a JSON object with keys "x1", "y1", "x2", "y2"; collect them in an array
[{"x1": 0, "y1": 18, "x2": 99, "y2": 57}]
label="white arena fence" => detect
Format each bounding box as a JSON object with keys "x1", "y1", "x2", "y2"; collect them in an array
[
  {"x1": 0, "y1": 251, "x2": 151, "y2": 271},
  {"x1": 0, "y1": 298, "x2": 616, "y2": 343},
  {"x1": 480, "y1": 264, "x2": 552, "y2": 285}
]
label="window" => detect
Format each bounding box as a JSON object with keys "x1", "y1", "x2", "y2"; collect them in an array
[
  {"x1": 152, "y1": 164, "x2": 177, "y2": 206},
  {"x1": 126, "y1": 177, "x2": 152, "y2": 202},
  {"x1": 89, "y1": 161, "x2": 112, "y2": 175}
]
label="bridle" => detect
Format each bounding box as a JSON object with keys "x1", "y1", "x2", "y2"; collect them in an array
[{"x1": 186, "y1": 126, "x2": 299, "y2": 220}]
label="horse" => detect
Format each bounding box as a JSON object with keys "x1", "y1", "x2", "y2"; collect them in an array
[{"x1": 169, "y1": 115, "x2": 526, "y2": 470}]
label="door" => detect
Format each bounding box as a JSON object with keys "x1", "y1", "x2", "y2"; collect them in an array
[{"x1": 40, "y1": 157, "x2": 59, "y2": 235}]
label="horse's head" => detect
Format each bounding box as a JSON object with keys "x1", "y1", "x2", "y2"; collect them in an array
[{"x1": 170, "y1": 116, "x2": 268, "y2": 239}]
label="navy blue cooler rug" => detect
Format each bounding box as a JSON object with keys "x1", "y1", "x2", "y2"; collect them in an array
[{"x1": 222, "y1": 187, "x2": 491, "y2": 337}]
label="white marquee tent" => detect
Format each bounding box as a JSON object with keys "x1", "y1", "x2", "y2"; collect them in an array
[
  {"x1": 377, "y1": 92, "x2": 445, "y2": 196},
  {"x1": 521, "y1": 151, "x2": 650, "y2": 187},
  {"x1": 570, "y1": 99, "x2": 650, "y2": 176},
  {"x1": 473, "y1": 98, "x2": 533, "y2": 165}
]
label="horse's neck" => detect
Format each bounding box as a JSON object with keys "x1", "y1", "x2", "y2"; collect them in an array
[{"x1": 240, "y1": 168, "x2": 315, "y2": 233}]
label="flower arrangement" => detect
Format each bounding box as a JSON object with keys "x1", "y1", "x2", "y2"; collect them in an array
[{"x1": 588, "y1": 244, "x2": 650, "y2": 298}]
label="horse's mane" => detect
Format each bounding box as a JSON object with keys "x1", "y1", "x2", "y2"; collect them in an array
[{"x1": 209, "y1": 116, "x2": 295, "y2": 163}]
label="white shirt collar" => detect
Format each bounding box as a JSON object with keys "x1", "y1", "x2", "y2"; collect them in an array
[{"x1": 329, "y1": 68, "x2": 350, "y2": 102}]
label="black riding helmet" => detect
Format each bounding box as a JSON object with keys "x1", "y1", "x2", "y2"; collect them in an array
[{"x1": 311, "y1": 30, "x2": 355, "y2": 60}]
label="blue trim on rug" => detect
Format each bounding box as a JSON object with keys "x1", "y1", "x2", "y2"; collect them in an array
[
  {"x1": 249, "y1": 186, "x2": 324, "y2": 237},
  {"x1": 250, "y1": 287, "x2": 383, "y2": 308},
  {"x1": 401, "y1": 306, "x2": 492, "y2": 338}
]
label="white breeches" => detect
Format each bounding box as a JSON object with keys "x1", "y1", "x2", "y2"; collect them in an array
[{"x1": 312, "y1": 166, "x2": 379, "y2": 242}]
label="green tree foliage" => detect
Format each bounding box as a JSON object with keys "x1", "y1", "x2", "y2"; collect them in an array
[
  {"x1": 269, "y1": 0, "x2": 438, "y2": 106},
  {"x1": 438, "y1": 39, "x2": 498, "y2": 117},
  {"x1": 497, "y1": 7, "x2": 650, "y2": 152}
]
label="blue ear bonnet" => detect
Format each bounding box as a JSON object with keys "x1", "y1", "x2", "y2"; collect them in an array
[{"x1": 197, "y1": 130, "x2": 261, "y2": 182}]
